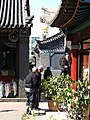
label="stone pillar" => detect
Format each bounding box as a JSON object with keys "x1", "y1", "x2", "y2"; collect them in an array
[{"x1": 18, "y1": 29, "x2": 30, "y2": 98}]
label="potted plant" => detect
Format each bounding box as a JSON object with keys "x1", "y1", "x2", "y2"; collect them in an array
[
  {"x1": 73, "y1": 77, "x2": 90, "y2": 120},
  {"x1": 41, "y1": 74, "x2": 74, "y2": 111},
  {"x1": 62, "y1": 76, "x2": 90, "y2": 120},
  {"x1": 57, "y1": 75, "x2": 90, "y2": 120},
  {"x1": 41, "y1": 76, "x2": 59, "y2": 110},
  {"x1": 55, "y1": 74, "x2": 75, "y2": 119},
  {"x1": 41, "y1": 73, "x2": 90, "y2": 119}
]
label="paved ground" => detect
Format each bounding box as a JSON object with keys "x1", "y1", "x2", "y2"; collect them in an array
[
  {"x1": 0, "y1": 102, "x2": 68, "y2": 120},
  {"x1": 0, "y1": 102, "x2": 26, "y2": 120}
]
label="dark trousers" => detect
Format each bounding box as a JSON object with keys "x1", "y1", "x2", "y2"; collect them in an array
[
  {"x1": 34, "y1": 88, "x2": 42, "y2": 109},
  {"x1": 25, "y1": 89, "x2": 37, "y2": 109}
]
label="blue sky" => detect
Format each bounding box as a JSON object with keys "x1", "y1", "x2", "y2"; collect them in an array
[
  {"x1": 30, "y1": 0, "x2": 60, "y2": 15},
  {"x1": 30, "y1": 0, "x2": 61, "y2": 39}
]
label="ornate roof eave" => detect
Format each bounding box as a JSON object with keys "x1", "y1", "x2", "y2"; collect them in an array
[
  {"x1": 37, "y1": 31, "x2": 65, "y2": 45},
  {"x1": 41, "y1": 0, "x2": 90, "y2": 30},
  {"x1": 50, "y1": 0, "x2": 79, "y2": 29},
  {"x1": 40, "y1": 49, "x2": 65, "y2": 53},
  {"x1": 37, "y1": 32, "x2": 65, "y2": 53},
  {"x1": 0, "y1": 0, "x2": 34, "y2": 29}
]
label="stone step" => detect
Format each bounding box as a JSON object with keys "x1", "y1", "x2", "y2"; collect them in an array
[
  {"x1": 0, "y1": 97, "x2": 47, "y2": 102},
  {"x1": 0, "y1": 98, "x2": 27, "y2": 102},
  {"x1": 0, "y1": 92, "x2": 47, "y2": 102}
]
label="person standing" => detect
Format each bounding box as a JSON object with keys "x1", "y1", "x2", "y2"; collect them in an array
[
  {"x1": 44, "y1": 67, "x2": 52, "y2": 80},
  {"x1": 61, "y1": 65, "x2": 68, "y2": 76},
  {"x1": 35, "y1": 65, "x2": 43, "y2": 109},
  {"x1": 25, "y1": 66, "x2": 38, "y2": 115},
  {"x1": 2, "y1": 81, "x2": 6, "y2": 98}
]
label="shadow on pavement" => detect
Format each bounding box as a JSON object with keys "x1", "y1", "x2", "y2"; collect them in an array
[{"x1": 0, "y1": 109, "x2": 18, "y2": 112}]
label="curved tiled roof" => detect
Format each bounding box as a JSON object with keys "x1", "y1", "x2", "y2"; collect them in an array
[
  {"x1": 0, "y1": 0, "x2": 33, "y2": 28},
  {"x1": 37, "y1": 32, "x2": 65, "y2": 53}
]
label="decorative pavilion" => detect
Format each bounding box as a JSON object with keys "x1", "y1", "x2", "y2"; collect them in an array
[
  {"x1": 35, "y1": 32, "x2": 66, "y2": 76},
  {"x1": 0, "y1": 0, "x2": 33, "y2": 97},
  {"x1": 41, "y1": 0, "x2": 90, "y2": 81}
]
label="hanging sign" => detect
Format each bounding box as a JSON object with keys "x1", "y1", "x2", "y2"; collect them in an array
[
  {"x1": 2, "y1": 71, "x2": 8, "y2": 76},
  {"x1": 71, "y1": 45, "x2": 81, "y2": 49}
]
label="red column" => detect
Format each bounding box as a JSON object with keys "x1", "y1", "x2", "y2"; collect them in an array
[
  {"x1": 83, "y1": 44, "x2": 87, "y2": 69},
  {"x1": 71, "y1": 49, "x2": 77, "y2": 80},
  {"x1": 83, "y1": 55, "x2": 87, "y2": 69},
  {"x1": 71, "y1": 49, "x2": 77, "y2": 90}
]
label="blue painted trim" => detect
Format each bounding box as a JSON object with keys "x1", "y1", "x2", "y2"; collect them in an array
[
  {"x1": 79, "y1": 6, "x2": 90, "y2": 9},
  {"x1": 69, "y1": 19, "x2": 90, "y2": 33},
  {"x1": 81, "y1": 0, "x2": 90, "y2": 3}
]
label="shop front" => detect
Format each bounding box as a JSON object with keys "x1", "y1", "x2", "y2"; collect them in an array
[{"x1": 0, "y1": 0, "x2": 33, "y2": 98}]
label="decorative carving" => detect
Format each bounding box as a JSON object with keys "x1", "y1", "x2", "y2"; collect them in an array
[
  {"x1": 19, "y1": 29, "x2": 29, "y2": 37},
  {"x1": 40, "y1": 7, "x2": 59, "y2": 24},
  {"x1": 59, "y1": 56, "x2": 65, "y2": 68},
  {"x1": 8, "y1": 32, "x2": 18, "y2": 42}
]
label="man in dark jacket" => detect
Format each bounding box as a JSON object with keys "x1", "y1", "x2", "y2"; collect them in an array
[
  {"x1": 44, "y1": 67, "x2": 52, "y2": 80},
  {"x1": 34, "y1": 65, "x2": 43, "y2": 109},
  {"x1": 25, "y1": 66, "x2": 38, "y2": 114}
]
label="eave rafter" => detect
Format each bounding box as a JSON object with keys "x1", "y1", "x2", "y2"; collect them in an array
[
  {"x1": 57, "y1": 0, "x2": 80, "y2": 28},
  {"x1": 57, "y1": 0, "x2": 90, "y2": 29}
]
